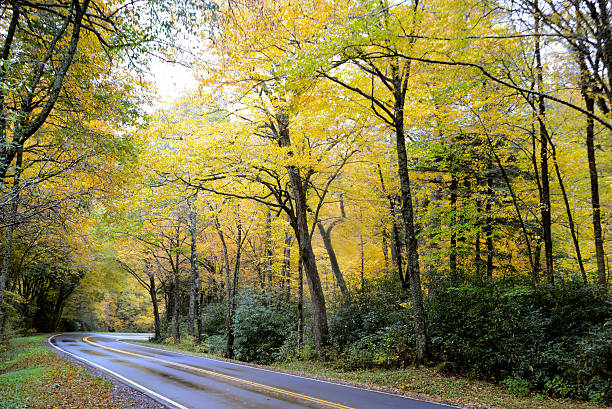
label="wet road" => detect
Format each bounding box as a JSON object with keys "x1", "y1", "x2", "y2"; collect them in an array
[{"x1": 49, "y1": 333, "x2": 457, "y2": 409}]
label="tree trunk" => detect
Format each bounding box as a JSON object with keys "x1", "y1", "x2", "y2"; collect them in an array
[
  {"x1": 376, "y1": 165, "x2": 407, "y2": 291},
  {"x1": 584, "y1": 93, "x2": 606, "y2": 290},
  {"x1": 449, "y1": 175, "x2": 458, "y2": 283},
  {"x1": 535, "y1": 10, "x2": 554, "y2": 284},
  {"x1": 485, "y1": 162, "x2": 494, "y2": 278},
  {"x1": 317, "y1": 221, "x2": 350, "y2": 302},
  {"x1": 229, "y1": 215, "x2": 242, "y2": 355},
  {"x1": 474, "y1": 227, "x2": 481, "y2": 277},
  {"x1": 0, "y1": 145, "x2": 22, "y2": 325},
  {"x1": 393, "y1": 91, "x2": 429, "y2": 364},
  {"x1": 381, "y1": 230, "x2": 390, "y2": 269},
  {"x1": 277, "y1": 112, "x2": 328, "y2": 352},
  {"x1": 281, "y1": 228, "x2": 292, "y2": 301},
  {"x1": 215, "y1": 218, "x2": 234, "y2": 358},
  {"x1": 150, "y1": 274, "x2": 161, "y2": 341},
  {"x1": 550, "y1": 140, "x2": 587, "y2": 282},
  {"x1": 297, "y1": 257, "x2": 304, "y2": 350},
  {"x1": 264, "y1": 210, "x2": 273, "y2": 287},
  {"x1": 197, "y1": 290, "x2": 204, "y2": 344},
  {"x1": 172, "y1": 268, "x2": 180, "y2": 342},
  {"x1": 188, "y1": 194, "x2": 199, "y2": 337},
  {"x1": 575, "y1": 23, "x2": 607, "y2": 291}
]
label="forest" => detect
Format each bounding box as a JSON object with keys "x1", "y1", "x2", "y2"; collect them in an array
[{"x1": 0, "y1": 0, "x2": 610, "y2": 406}]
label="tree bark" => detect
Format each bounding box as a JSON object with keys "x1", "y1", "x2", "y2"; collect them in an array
[
  {"x1": 535, "y1": 11, "x2": 554, "y2": 284},
  {"x1": 277, "y1": 112, "x2": 329, "y2": 352},
  {"x1": 1, "y1": 0, "x2": 91, "y2": 183},
  {"x1": 215, "y1": 217, "x2": 234, "y2": 358},
  {"x1": 549, "y1": 138, "x2": 587, "y2": 282},
  {"x1": 264, "y1": 210, "x2": 273, "y2": 287},
  {"x1": 187, "y1": 194, "x2": 199, "y2": 337},
  {"x1": 230, "y1": 215, "x2": 242, "y2": 352},
  {"x1": 0, "y1": 145, "x2": 22, "y2": 324},
  {"x1": 449, "y1": 175, "x2": 458, "y2": 283},
  {"x1": 150, "y1": 274, "x2": 161, "y2": 341},
  {"x1": 584, "y1": 93, "x2": 606, "y2": 290},
  {"x1": 172, "y1": 267, "x2": 180, "y2": 342},
  {"x1": 485, "y1": 162, "x2": 494, "y2": 278},
  {"x1": 281, "y1": 227, "x2": 292, "y2": 301},
  {"x1": 575, "y1": 20, "x2": 607, "y2": 290},
  {"x1": 297, "y1": 257, "x2": 304, "y2": 350},
  {"x1": 317, "y1": 221, "x2": 350, "y2": 302},
  {"x1": 376, "y1": 164, "x2": 407, "y2": 291},
  {"x1": 393, "y1": 81, "x2": 429, "y2": 364}
]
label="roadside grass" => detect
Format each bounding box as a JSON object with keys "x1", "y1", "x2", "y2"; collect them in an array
[
  {"x1": 0, "y1": 334, "x2": 130, "y2": 408},
  {"x1": 136, "y1": 339, "x2": 608, "y2": 409}
]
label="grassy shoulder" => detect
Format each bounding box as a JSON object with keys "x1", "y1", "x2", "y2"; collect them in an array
[
  {"x1": 133, "y1": 339, "x2": 608, "y2": 409},
  {"x1": 0, "y1": 334, "x2": 129, "y2": 408}
]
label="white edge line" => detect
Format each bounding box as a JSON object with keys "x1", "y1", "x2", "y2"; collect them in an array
[
  {"x1": 121, "y1": 338, "x2": 460, "y2": 409},
  {"x1": 47, "y1": 334, "x2": 190, "y2": 409}
]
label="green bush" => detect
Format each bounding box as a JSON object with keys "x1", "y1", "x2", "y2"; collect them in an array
[
  {"x1": 328, "y1": 277, "x2": 414, "y2": 368},
  {"x1": 231, "y1": 289, "x2": 295, "y2": 364},
  {"x1": 200, "y1": 303, "x2": 226, "y2": 336},
  {"x1": 502, "y1": 376, "x2": 531, "y2": 397},
  {"x1": 428, "y1": 280, "x2": 611, "y2": 403}
]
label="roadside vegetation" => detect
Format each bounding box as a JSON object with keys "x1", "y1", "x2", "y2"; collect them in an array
[
  {"x1": 0, "y1": 335, "x2": 133, "y2": 408},
  {"x1": 142, "y1": 277, "x2": 610, "y2": 408}
]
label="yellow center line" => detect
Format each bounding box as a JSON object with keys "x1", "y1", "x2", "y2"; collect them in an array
[{"x1": 83, "y1": 336, "x2": 355, "y2": 409}]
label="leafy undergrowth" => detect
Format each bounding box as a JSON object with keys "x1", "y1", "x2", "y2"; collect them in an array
[
  {"x1": 138, "y1": 340, "x2": 608, "y2": 409},
  {"x1": 273, "y1": 360, "x2": 609, "y2": 409},
  {"x1": 0, "y1": 335, "x2": 132, "y2": 409}
]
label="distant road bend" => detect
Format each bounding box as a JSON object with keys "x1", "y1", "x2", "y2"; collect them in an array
[{"x1": 49, "y1": 333, "x2": 458, "y2": 409}]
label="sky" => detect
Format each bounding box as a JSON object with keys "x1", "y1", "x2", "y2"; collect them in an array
[{"x1": 148, "y1": 59, "x2": 198, "y2": 107}]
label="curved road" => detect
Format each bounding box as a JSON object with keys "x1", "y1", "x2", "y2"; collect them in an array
[{"x1": 49, "y1": 333, "x2": 458, "y2": 409}]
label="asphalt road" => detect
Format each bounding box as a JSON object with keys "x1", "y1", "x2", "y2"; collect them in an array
[{"x1": 49, "y1": 333, "x2": 458, "y2": 409}]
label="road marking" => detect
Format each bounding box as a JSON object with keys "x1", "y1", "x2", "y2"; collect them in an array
[
  {"x1": 48, "y1": 334, "x2": 189, "y2": 409},
  {"x1": 84, "y1": 336, "x2": 356, "y2": 409},
  {"x1": 122, "y1": 340, "x2": 459, "y2": 409}
]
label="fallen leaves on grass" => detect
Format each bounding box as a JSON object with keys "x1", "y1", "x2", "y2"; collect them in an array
[{"x1": 0, "y1": 336, "x2": 134, "y2": 409}]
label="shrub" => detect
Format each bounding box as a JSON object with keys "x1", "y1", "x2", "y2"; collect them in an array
[
  {"x1": 328, "y1": 277, "x2": 414, "y2": 368},
  {"x1": 428, "y1": 280, "x2": 611, "y2": 403},
  {"x1": 231, "y1": 289, "x2": 295, "y2": 364}
]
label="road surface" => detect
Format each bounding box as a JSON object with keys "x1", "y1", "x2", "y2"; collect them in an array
[{"x1": 49, "y1": 333, "x2": 458, "y2": 409}]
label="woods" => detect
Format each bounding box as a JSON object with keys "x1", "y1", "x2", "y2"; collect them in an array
[{"x1": 1, "y1": 0, "x2": 610, "y2": 406}]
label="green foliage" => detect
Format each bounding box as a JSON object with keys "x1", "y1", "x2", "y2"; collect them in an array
[
  {"x1": 205, "y1": 334, "x2": 227, "y2": 355},
  {"x1": 231, "y1": 289, "x2": 295, "y2": 364},
  {"x1": 428, "y1": 280, "x2": 611, "y2": 403},
  {"x1": 200, "y1": 303, "x2": 226, "y2": 335},
  {"x1": 328, "y1": 277, "x2": 414, "y2": 369},
  {"x1": 502, "y1": 376, "x2": 531, "y2": 397}
]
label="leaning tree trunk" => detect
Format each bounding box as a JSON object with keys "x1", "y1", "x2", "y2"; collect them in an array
[
  {"x1": 377, "y1": 164, "x2": 407, "y2": 292},
  {"x1": 317, "y1": 221, "x2": 350, "y2": 302},
  {"x1": 277, "y1": 113, "x2": 329, "y2": 352}
]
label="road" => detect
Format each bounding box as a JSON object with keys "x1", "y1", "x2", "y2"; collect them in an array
[{"x1": 49, "y1": 333, "x2": 458, "y2": 409}]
